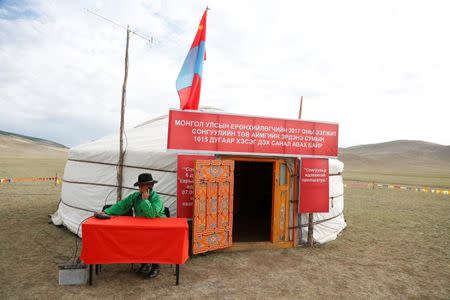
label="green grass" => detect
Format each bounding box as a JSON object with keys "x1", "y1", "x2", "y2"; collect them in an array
[
  {"x1": 345, "y1": 170, "x2": 450, "y2": 188},
  {"x1": 0, "y1": 157, "x2": 65, "y2": 178}
]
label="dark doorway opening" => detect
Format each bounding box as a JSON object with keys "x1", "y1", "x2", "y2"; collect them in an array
[{"x1": 233, "y1": 161, "x2": 273, "y2": 242}]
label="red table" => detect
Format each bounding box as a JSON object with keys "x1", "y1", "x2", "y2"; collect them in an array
[{"x1": 81, "y1": 216, "x2": 189, "y2": 285}]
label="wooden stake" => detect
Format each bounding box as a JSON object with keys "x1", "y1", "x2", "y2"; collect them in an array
[
  {"x1": 307, "y1": 212, "x2": 314, "y2": 247},
  {"x1": 117, "y1": 26, "x2": 130, "y2": 202},
  {"x1": 298, "y1": 96, "x2": 314, "y2": 247},
  {"x1": 297, "y1": 96, "x2": 303, "y2": 246}
]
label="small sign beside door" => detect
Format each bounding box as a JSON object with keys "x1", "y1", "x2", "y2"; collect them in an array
[
  {"x1": 299, "y1": 158, "x2": 330, "y2": 213},
  {"x1": 177, "y1": 154, "x2": 214, "y2": 218}
]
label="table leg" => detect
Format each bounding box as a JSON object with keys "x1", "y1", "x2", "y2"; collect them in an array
[
  {"x1": 89, "y1": 264, "x2": 93, "y2": 286},
  {"x1": 188, "y1": 220, "x2": 193, "y2": 256},
  {"x1": 176, "y1": 264, "x2": 180, "y2": 285},
  {"x1": 95, "y1": 264, "x2": 99, "y2": 275}
]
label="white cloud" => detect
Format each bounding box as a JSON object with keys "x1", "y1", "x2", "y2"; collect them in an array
[{"x1": 0, "y1": 0, "x2": 449, "y2": 147}]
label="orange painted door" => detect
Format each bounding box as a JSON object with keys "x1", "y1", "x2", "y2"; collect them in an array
[
  {"x1": 192, "y1": 160, "x2": 234, "y2": 254},
  {"x1": 272, "y1": 160, "x2": 290, "y2": 243}
]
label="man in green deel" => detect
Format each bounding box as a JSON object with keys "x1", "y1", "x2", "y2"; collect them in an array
[{"x1": 104, "y1": 173, "x2": 166, "y2": 278}]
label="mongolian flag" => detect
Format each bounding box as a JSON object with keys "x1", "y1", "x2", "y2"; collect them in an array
[{"x1": 176, "y1": 8, "x2": 208, "y2": 110}]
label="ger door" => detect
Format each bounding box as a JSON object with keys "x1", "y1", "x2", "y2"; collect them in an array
[{"x1": 192, "y1": 160, "x2": 234, "y2": 254}]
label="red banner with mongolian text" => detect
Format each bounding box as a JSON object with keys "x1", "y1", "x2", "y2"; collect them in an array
[
  {"x1": 167, "y1": 110, "x2": 338, "y2": 157},
  {"x1": 177, "y1": 154, "x2": 214, "y2": 218},
  {"x1": 299, "y1": 158, "x2": 330, "y2": 213}
]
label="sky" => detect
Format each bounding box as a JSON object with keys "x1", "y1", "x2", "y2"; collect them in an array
[{"x1": 0, "y1": 0, "x2": 449, "y2": 148}]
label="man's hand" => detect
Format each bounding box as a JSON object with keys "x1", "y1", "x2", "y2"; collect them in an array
[
  {"x1": 94, "y1": 211, "x2": 111, "y2": 219},
  {"x1": 139, "y1": 184, "x2": 151, "y2": 200},
  {"x1": 141, "y1": 189, "x2": 149, "y2": 200}
]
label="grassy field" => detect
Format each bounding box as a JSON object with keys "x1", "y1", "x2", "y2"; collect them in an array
[
  {"x1": 0, "y1": 157, "x2": 449, "y2": 299},
  {"x1": 0, "y1": 157, "x2": 66, "y2": 178},
  {"x1": 344, "y1": 171, "x2": 450, "y2": 189}
]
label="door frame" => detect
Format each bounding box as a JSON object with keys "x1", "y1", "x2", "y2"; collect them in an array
[{"x1": 219, "y1": 155, "x2": 291, "y2": 247}]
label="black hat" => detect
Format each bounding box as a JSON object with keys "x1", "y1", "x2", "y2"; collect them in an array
[{"x1": 134, "y1": 173, "x2": 158, "y2": 186}]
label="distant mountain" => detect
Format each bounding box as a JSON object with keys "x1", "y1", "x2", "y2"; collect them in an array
[
  {"x1": 0, "y1": 130, "x2": 67, "y2": 149},
  {"x1": 339, "y1": 140, "x2": 450, "y2": 176},
  {"x1": 0, "y1": 130, "x2": 68, "y2": 158}
]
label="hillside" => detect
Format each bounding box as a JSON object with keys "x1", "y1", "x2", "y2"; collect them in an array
[
  {"x1": 339, "y1": 140, "x2": 450, "y2": 186},
  {"x1": 0, "y1": 130, "x2": 68, "y2": 159},
  {"x1": 0, "y1": 132, "x2": 448, "y2": 185}
]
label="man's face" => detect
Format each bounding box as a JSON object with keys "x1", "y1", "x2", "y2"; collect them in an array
[{"x1": 139, "y1": 183, "x2": 153, "y2": 193}]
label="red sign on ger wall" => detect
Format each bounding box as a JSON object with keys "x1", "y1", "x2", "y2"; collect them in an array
[
  {"x1": 177, "y1": 154, "x2": 213, "y2": 218},
  {"x1": 299, "y1": 158, "x2": 330, "y2": 213},
  {"x1": 167, "y1": 110, "x2": 339, "y2": 157}
]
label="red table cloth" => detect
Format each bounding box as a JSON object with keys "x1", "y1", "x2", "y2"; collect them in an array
[{"x1": 80, "y1": 216, "x2": 189, "y2": 265}]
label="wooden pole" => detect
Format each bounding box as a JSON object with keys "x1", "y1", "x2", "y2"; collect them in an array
[
  {"x1": 298, "y1": 96, "x2": 303, "y2": 120},
  {"x1": 307, "y1": 212, "x2": 314, "y2": 247},
  {"x1": 298, "y1": 96, "x2": 314, "y2": 247},
  {"x1": 117, "y1": 26, "x2": 130, "y2": 202},
  {"x1": 85, "y1": 11, "x2": 153, "y2": 202}
]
